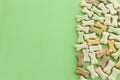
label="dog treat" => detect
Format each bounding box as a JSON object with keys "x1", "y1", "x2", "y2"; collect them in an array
[
  {"x1": 116, "y1": 57, "x2": 120, "y2": 69},
  {"x1": 115, "y1": 42, "x2": 120, "y2": 49},
  {"x1": 108, "y1": 40, "x2": 116, "y2": 53},
  {"x1": 75, "y1": 42, "x2": 88, "y2": 51},
  {"x1": 91, "y1": 6, "x2": 102, "y2": 16},
  {"x1": 98, "y1": 55, "x2": 109, "y2": 68},
  {"x1": 108, "y1": 0, "x2": 120, "y2": 9},
  {"x1": 100, "y1": 32, "x2": 109, "y2": 44},
  {"x1": 79, "y1": 76, "x2": 87, "y2": 80},
  {"x1": 95, "y1": 67, "x2": 108, "y2": 80},
  {"x1": 82, "y1": 7, "x2": 93, "y2": 17},
  {"x1": 98, "y1": 0, "x2": 108, "y2": 4},
  {"x1": 77, "y1": 54, "x2": 84, "y2": 67},
  {"x1": 89, "y1": 26, "x2": 102, "y2": 35},
  {"x1": 87, "y1": 0, "x2": 99, "y2": 6},
  {"x1": 82, "y1": 20, "x2": 94, "y2": 26},
  {"x1": 106, "y1": 4, "x2": 117, "y2": 15},
  {"x1": 109, "y1": 33, "x2": 120, "y2": 41},
  {"x1": 118, "y1": 10, "x2": 120, "y2": 21},
  {"x1": 96, "y1": 49, "x2": 110, "y2": 57},
  {"x1": 77, "y1": 32, "x2": 84, "y2": 43},
  {"x1": 80, "y1": 1, "x2": 92, "y2": 9},
  {"x1": 103, "y1": 60, "x2": 115, "y2": 74},
  {"x1": 75, "y1": 15, "x2": 89, "y2": 22},
  {"x1": 111, "y1": 16, "x2": 118, "y2": 27},
  {"x1": 111, "y1": 49, "x2": 120, "y2": 60},
  {"x1": 104, "y1": 14, "x2": 112, "y2": 26},
  {"x1": 77, "y1": 25, "x2": 89, "y2": 33},
  {"x1": 109, "y1": 68, "x2": 120, "y2": 80},
  {"x1": 76, "y1": 67, "x2": 89, "y2": 78},
  {"x1": 84, "y1": 33, "x2": 97, "y2": 40},
  {"x1": 95, "y1": 21, "x2": 107, "y2": 31},
  {"x1": 89, "y1": 45, "x2": 102, "y2": 52},
  {"x1": 89, "y1": 52, "x2": 98, "y2": 64},
  {"x1": 87, "y1": 38, "x2": 100, "y2": 46},
  {"x1": 98, "y1": 3, "x2": 109, "y2": 14},
  {"x1": 87, "y1": 65, "x2": 98, "y2": 79},
  {"x1": 92, "y1": 14, "x2": 105, "y2": 23},
  {"x1": 82, "y1": 49, "x2": 90, "y2": 62},
  {"x1": 108, "y1": 27, "x2": 120, "y2": 35}
]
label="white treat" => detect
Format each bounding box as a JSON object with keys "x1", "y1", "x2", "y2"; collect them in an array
[
  {"x1": 76, "y1": 25, "x2": 89, "y2": 33},
  {"x1": 84, "y1": 33, "x2": 97, "y2": 40},
  {"x1": 104, "y1": 14, "x2": 112, "y2": 26},
  {"x1": 106, "y1": 4, "x2": 117, "y2": 15},
  {"x1": 82, "y1": 20, "x2": 94, "y2": 26},
  {"x1": 108, "y1": 26, "x2": 120, "y2": 35},
  {"x1": 92, "y1": 14, "x2": 105, "y2": 23},
  {"x1": 91, "y1": 6, "x2": 102, "y2": 16},
  {"x1": 89, "y1": 45, "x2": 102, "y2": 52},
  {"x1": 87, "y1": 65, "x2": 98, "y2": 79},
  {"x1": 95, "y1": 67, "x2": 108, "y2": 80},
  {"x1": 80, "y1": 1, "x2": 92, "y2": 9},
  {"x1": 103, "y1": 60, "x2": 115, "y2": 74},
  {"x1": 89, "y1": 52, "x2": 98, "y2": 64},
  {"x1": 100, "y1": 32, "x2": 109, "y2": 44},
  {"x1": 98, "y1": 3, "x2": 109, "y2": 14},
  {"x1": 109, "y1": 33, "x2": 120, "y2": 41},
  {"x1": 108, "y1": 0, "x2": 120, "y2": 9},
  {"x1": 82, "y1": 49, "x2": 90, "y2": 62},
  {"x1": 75, "y1": 42, "x2": 88, "y2": 51},
  {"x1": 109, "y1": 68, "x2": 120, "y2": 80},
  {"x1": 111, "y1": 16, "x2": 118, "y2": 27},
  {"x1": 115, "y1": 42, "x2": 120, "y2": 49},
  {"x1": 77, "y1": 32, "x2": 84, "y2": 43},
  {"x1": 82, "y1": 7, "x2": 93, "y2": 17},
  {"x1": 76, "y1": 15, "x2": 89, "y2": 22},
  {"x1": 111, "y1": 49, "x2": 120, "y2": 60},
  {"x1": 79, "y1": 76, "x2": 87, "y2": 80}
]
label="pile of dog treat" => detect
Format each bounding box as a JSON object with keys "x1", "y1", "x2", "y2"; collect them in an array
[{"x1": 75, "y1": 0, "x2": 120, "y2": 80}]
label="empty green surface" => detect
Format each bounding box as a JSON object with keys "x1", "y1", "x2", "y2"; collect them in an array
[{"x1": 0, "y1": 0, "x2": 120, "y2": 80}]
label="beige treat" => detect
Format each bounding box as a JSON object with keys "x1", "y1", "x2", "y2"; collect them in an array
[
  {"x1": 109, "y1": 33, "x2": 120, "y2": 41},
  {"x1": 108, "y1": 40, "x2": 116, "y2": 53},
  {"x1": 77, "y1": 25, "x2": 89, "y2": 33},
  {"x1": 111, "y1": 16, "x2": 118, "y2": 27},
  {"x1": 82, "y1": 49, "x2": 90, "y2": 62},
  {"x1": 104, "y1": 14, "x2": 112, "y2": 26},
  {"x1": 87, "y1": 65, "x2": 98, "y2": 79},
  {"x1": 100, "y1": 32, "x2": 109, "y2": 44},
  {"x1": 103, "y1": 60, "x2": 115, "y2": 74},
  {"x1": 95, "y1": 21, "x2": 107, "y2": 31},
  {"x1": 98, "y1": 55, "x2": 109, "y2": 68},
  {"x1": 98, "y1": 3, "x2": 109, "y2": 14},
  {"x1": 76, "y1": 67, "x2": 89, "y2": 78},
  {"x1": 89, "y1": 45, "x2": 102, "y2": 52},
  {"x1": 106, "y1": 4, "x2": 117, "y2": 15},
  {"x1": 87, "y1": 38, "x2": 100, "y2": 46},
  {"x1": 76, "y1": 54, "x2": 84, "y2": 67},
  {"x1": 109, "y1": 68, "x2": 120, "y2": 80},
  {"x1": 80, "y1": 1, "x2": 92, "y2": 9},
  {"x1": 79, "y1": 76, "x2": 87, "y2": 80},
  {"x1": 95, "y1": 67, "x2": 108, "y2": 80},
  {"x1": 82, "y1": 20, "x2": 94, "y2": 26},
  {"x1": 96, "y1": 49, "x2": 110, "y2": 57},
  {"x1": 82, "y1": 7, "x2": 93, "y2": 17},
  {"x1": 98, "y1": 0, "x2": 108, "y2": 4},
  {"x1": 75, "y1": 42, "x2": 88, "y2": 51},
  {"x1": 118, "y1": 10, "x2": 120, "y2": 21},
  {"x1": 84, "y1": 33, "x2": 97, "y2": 40},
  {"x1": 116, "y1": 57, "x2": 120, "y2": 69},
  {"x1": 89, "y1": 52, "x2": 98, "y2": 64},
  {"x1": 87, "y1": 0, "x2": 99, "y2": 6},
  {"x1": 89, "y1": 25, "x2": 102, "y2": 35}
]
